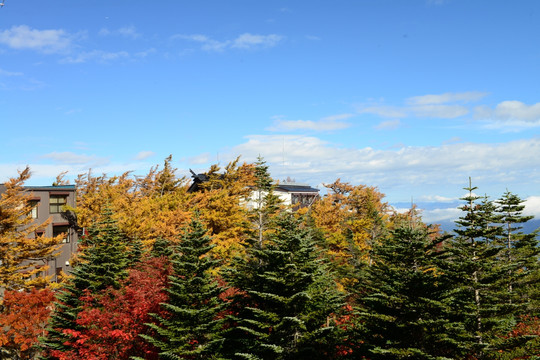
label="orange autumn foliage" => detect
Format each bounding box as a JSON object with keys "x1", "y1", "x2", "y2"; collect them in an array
[
  {"x1": 191, "y1": 158, "x2": 255, "y2": 262},
  {"x1": 0, "y1": 288, "x2": 55, "y2": 360},
  {"x1": 72, "y1": 156, "x2": 255, "y2": 264},
  {"x1": 310, "y1": 179, "x2": 389, "y2": 262}
]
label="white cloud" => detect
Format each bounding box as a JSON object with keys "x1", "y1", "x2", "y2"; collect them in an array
[
  {"x1": 172, "y1": 33, "x2": 283, "y2": 52},
  {"x1": 442, "y1": 136, "x2": 462, "y2": 145},
  {"x1": 421, "y1": 207, "x2": 461, "y2": 224},
  {"x1": 0, "y1": 161, "x2": 167, "y2": 187},
  {"x1": 417, "y1": 195, "x2": 457, "y2": 202},
  {"x1": 0, "y1": 25, "x2": 74, "y2": 54},
  {"x1": 222, "y1": 135, "x2": 540, "y2": 198},
  {"x1": 0, "y1": 68, "x2": 23, "y2": 77},
  {"x1": 0, "y1": 68, "x2": 40, "y2": 91},
  {"x1": 61, "y1": 50, "x2": 130, "y2": 63},
  {"x1": 407, "y1": 92, "x2": 487, "y2": 105},
  {"x1": 475, "y1": 101, "x2": 540, "y2": 129},
  {"x1": 118, "y1": 26, "x2": 140, "y2": 39},
  {"x1": 524, "y1": 196, "x2": 540, "y2": 217},
  {"x1": 135, "y1": 151, "x2": 156, "y2": 161},
  {"x1": 411, "y1": 104, "x2": 469, "y2": 118},
  {"x1": 420, "y1": 195, "x2": 540, "y2": 226},
  {"x1": 357, "y1": 105, "x2": 406, "y2": 118},
  {"x1": 375, "y1": 119, "x2": 401, "y2": 130},
  {"x1": 358, "y1": 92, "x2": 486, "y2": 120},
  {"x1": 41, "y1": 152, "x2": 109, "y2": 166},
  {"x1": 99, "y1": 26, "x2": 140, "y2": 39},
  {"x1": 321, "y1": 114, "x2": 354, "y2": 122},
  {"x1": 187, "y1": 153, "x2": 211, "y2": 165},
  {"x1": 267, "y1": 114, "x2": 353, "y2": 132},
  {"x1": 232, "y1": 33, "x2": 283, "y2": 49},
  {"x1": 135, "y1": 48, "x2": 156, "y2": 58},
  {"x1": 172, "y1": 34, "x2": 228, "y2": 52}
]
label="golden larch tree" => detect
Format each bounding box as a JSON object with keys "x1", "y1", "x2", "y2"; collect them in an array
[{"x1": 0, "y1": 167, "x2": 63, "y2": 299}]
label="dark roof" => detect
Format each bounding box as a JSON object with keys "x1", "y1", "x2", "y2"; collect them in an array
[
  {"x1": 23, "y1": 185, "x2": 76, "y2": 191},
  {"x1": 0, "y1": 184, "x2": 76, "y2": 196},
  {"x1": 275, "y1": 184, "x2": 319, "y2": 193},
  {"x1": 187, "y1": 169, "x2": 211, "y2": 193}
]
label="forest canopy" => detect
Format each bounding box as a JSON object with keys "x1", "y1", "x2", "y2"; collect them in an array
[{"x1": 0, "y1": 156, "x2": 538, "y2": 360}]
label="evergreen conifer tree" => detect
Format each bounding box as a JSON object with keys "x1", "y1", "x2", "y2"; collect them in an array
[
  {"x1": 141, "y1": 218, "x2": 227, "y2": 359},
  {"x1": 151, "y1": 237, "x2": 174, "y2": 258},
  {"x1": 224, "y1": 213, "x2": 343, "y2": 360},
  {"x1": 495, "y1": 190, "x2": 539, "y2": 310},
  {"x1": 127, "y1": 236, "x2": 144, "y2": 265},
  {"x1": 357, "y1": 225, "x2": 460, "y2": 359},
  {"x1": 492, "y1": 191, "x2": 540, "y2": 356},
  {"x1": 39, "y1": 207, "x2": 130, "y2": 359},
  {"x1": 445, "y1": 180, "x2": 507, "y2": 358},
  {"x1": 250, "y1": 156, "x2": 281, "y2": 248}
]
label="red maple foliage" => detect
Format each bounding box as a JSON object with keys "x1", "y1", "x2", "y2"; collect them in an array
[
  {"x1": 509, "y1": 316, "x2": 540, "y2": 338},
  {"x1": 0, "y1": 288, "x2": 55, "y2": 360},
  {"x1": 52, "y1": 257, "x2": 172, "y2": 360},
  {"x1": 503, "y1": 316, "x2": 540, "y2": 359}
]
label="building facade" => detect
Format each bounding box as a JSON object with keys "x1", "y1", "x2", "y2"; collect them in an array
[
  {"x1": 0, "y1": 184, "x2": 78, "y2": 282},
  {"x1": 274, "y1": 182, "x2": 320, "y2": 208},
  {"x1": 244, "y1": 182, "x2": 320, "y2": 210}
]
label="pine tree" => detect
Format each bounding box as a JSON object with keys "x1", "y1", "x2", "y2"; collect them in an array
[
  {"x1": 142, "y1": 218, "x2": 227, "y2": 359},
  {"x1": 495, "y1": 190, "x2": 539, "y2": 310},
  {"x1": 39, "y1": 207, "x2": 130, "y2": 359},
  {"x1": 357, "y1": 225, "x2": 460, "y2": 360},
  {"x1": 224, "y1": 213, "x2": 343, "y2": 360},
  {"x1": 127, "y1": 237, "x2": 144, "y2": 266},
  {"x1": 492, "y1": 191, "x2": 540, "y2": 357},
  {"x1": 250, "y1": 155, "x2": 281, "y2": 248},
  {"x1": 446, "y1": 179, "x2": 506, "y2": 358},
  {"x1": 151, "y1": 237, "x2": 174, "y2": 258}
]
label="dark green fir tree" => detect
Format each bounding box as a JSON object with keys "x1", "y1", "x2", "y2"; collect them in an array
[
  {"x1": 141, "y1": 218, "x2": 227, "y2": 359},
  {"x1": 446, "y1": 179, "x2": 506, "y2": 359},
  {"x1": 495, "y1": 190, "x2": 539, "y2": 310},
  {"x1": 223, "y1": 213, "x2": 344, "y2": 360},
  {"x1": 151, "y1": 237, "x2": 174, "y2": 258},
  {"x1": 39, "y1": 207, "x2": 130, "y2": 359},
  {"x1": 127, "y1": 236, "x2": 144, "y2": 265},
  {"x1": 493, "y1": 190, "x2": 540, "y2": 357},
  {"x1": 250, "y1": 155, "x2": 282, "y2": 248},
  {"x1": 357, "y1": 225, "x2": 460, "y2": 360}
]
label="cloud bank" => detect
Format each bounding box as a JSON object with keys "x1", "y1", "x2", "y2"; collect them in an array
[
  {"x1": 172, "y1": 33, "x2": 284, "y2": 52},
  {"x1": 267, "y1": 114, "x2": 354, "y2": 132},
  {"x1": 0, "y1": 25, "x2": 75, "y2": 54}
]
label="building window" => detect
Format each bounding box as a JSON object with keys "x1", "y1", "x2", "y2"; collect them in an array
[
  {"x1": 53, "y1": 225, "x2": 70, "y2": 243},
  {"x1": 29, "y1": 200, "x2": 39, "y2": 218},
  {"x1": 50, "y1": 195, "x2": 67, "y2": 213},
  {"x1": 291, "y1": 193, "x2": 316, "y2": 207}
]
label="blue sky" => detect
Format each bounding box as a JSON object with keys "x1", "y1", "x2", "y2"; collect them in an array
[{"x1": 1, "y1": 0, "x2": 539, "y2": 224}]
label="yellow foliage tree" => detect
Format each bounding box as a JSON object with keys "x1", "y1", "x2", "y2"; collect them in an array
[
  {"x1": 0, "y1": 167, "x2": 63, "y2": 298},
  {"x1": 309, "y1": 179, "x2": 389, "y2": 287},
  {"x1": 192, "y1": 158, "x2": 255, "y2": 263},
  {"x1": 73, "y1": 156, "x2": 193, "y2": 249},
  {"x1": 70, "y1": 156, "x2": 256, "y2": 265}
]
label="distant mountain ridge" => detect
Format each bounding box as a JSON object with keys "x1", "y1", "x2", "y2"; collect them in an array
[{"x1": 432, "y1": 218, "x2": 540, "y2": 235}]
